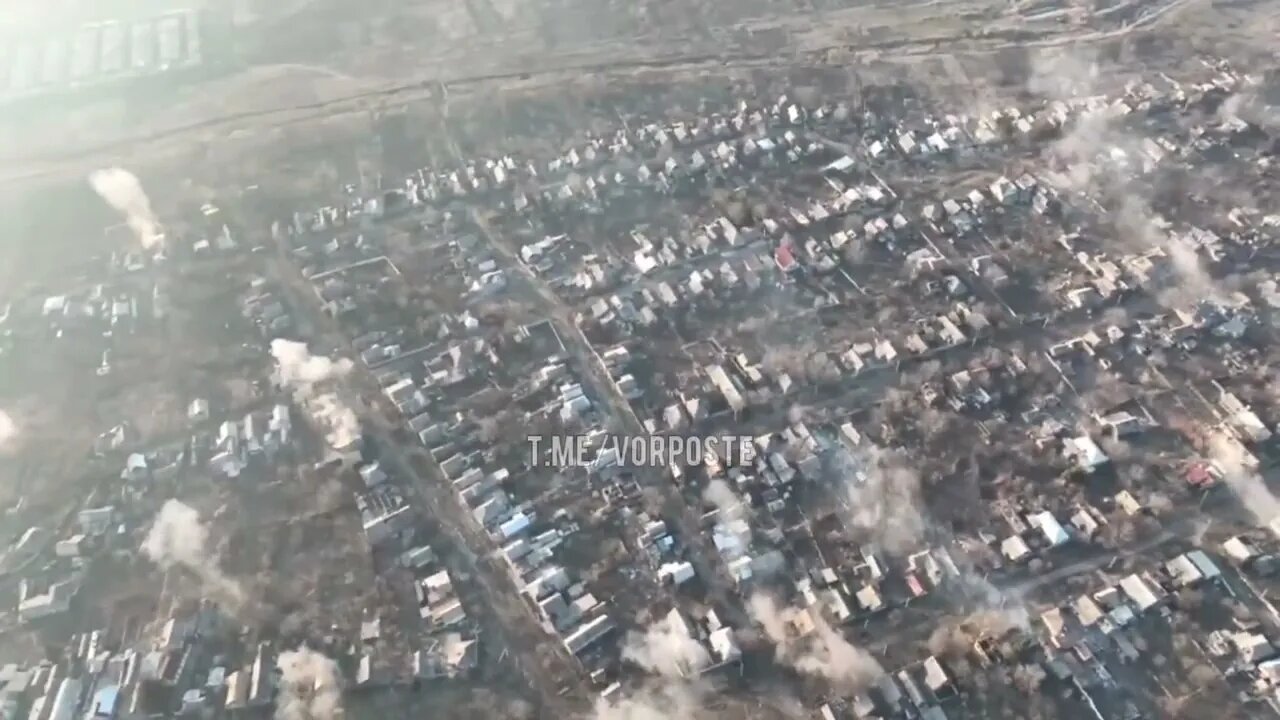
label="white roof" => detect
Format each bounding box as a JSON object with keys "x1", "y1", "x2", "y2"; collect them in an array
[
  {"x1": 1001, "y1": 535, "x2": 1030, "y2": 561},
  {"x1": 359, "y1": 462, "x2": 387, "y2": 484},
  {"x1": 824, "y1": 155, "x2": 856, "y2": 172},
  {"x1": 1071, "y1": 509, "x2": 1100, "y2": 534},
  {"x1": 922, "y1": 656, "x2": 950, "y2": 690},
  {"x1": 1165, "y1": 554, "x2": 1203, "y2": 587},
  {"x1": 713, "y1": 526, "x2": 745, "y2": 557},
  {"x1": 1119, "y1": 574, "x2": 1162, "y2": 611},
  {"x1": 727, "y1": 555, "x2": 753, "y2": 582},
  {"x1": 710, "y1": 627, "x2": 740, "y2": 661},
  {"x1": 423, "y1": 570, "x2": 452, "y2": 591},
  {"x1": 659, "y1": 561, "x2": 695, "y2": 585},
  {"x1": 1029, "y1": 511, "x2": 1069, "y2": 547},
  {"x1": 384, "y1": 377, "x2": 414, "y2": 395},
  {"x1": 1066, "y1": 435, "x2": 1109, "y2": 469},
  {"x1": 1223, "y1": 536, "x2": 1257, "y2": 562}
]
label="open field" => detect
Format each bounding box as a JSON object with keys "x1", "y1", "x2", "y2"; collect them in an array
[
  {"x1": 3, "y1": 0, "x2": 1268, "y2": 189},
  {"x1": 4, "y1": 0, "x2": 1274, "y2": 300}
]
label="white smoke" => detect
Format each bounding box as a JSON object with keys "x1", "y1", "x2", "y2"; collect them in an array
[
  {"x1": 142, "y1": 500, "x2": 245, "y2": 607},
  {"x1": 1161, "y1": 237, "x2": 1219, "y2": 305},
  {"x1": 748, "y1": 593, "x2": 883, "y2": 692},
  {"x1": 1042, "y1": 111, "x2": 1110, "y2": 194},
  {"x1": 622, "y1": 612, "x2": 711, "y2": 678},
  {"x1": 1031, "y1": 51, "x2": 1226, "y2": 308},
  {"x1": 0, "y1": 410, "x2": 17, "y2": 451},
  {"x1": 1217, "y1": 90, "x2": 1280, "y2": 131},
  {"x1": 593, "y1": 683, "x2": 704, "y2": 720},
  {"x1": 270, "y1": 339, "x2": 354, "y2": 388},
  {"x1": 928, "y1": 607, "x2": 1026, "y2": 657},
  {"x1": 89, "y1": 168, "x2": 164, "y2": 249},
  {"x1": 1031, "y1": 51, "x2": 1111, "y2": 196},
  {"x1": 831, "y1": 446, "x2": 927, "y2": 555},
  {"x1": 958, "y1": 570, "x2": 1030, "y2": 629},
  {"x1": 929, "y1": 567, "x2": 1031, "y2": 657},
  {"x1": 1113, "y1": 196, "x2": 1224, "y2": 308},
  {"x1": 748, "y1": 593, "x2": 790, "y2": 647},
  {"x1": 276, "y1": 646, "x2": 343, "y2": 720},
  {"x1": 1028, "y1": 50, "x2": 1100, "y2": 101},
  {"x1": 702, "y1": 479, "x2": 746, "y2": 524},
  {"x1": 308, "y1": 393, "x2": 362, "y2": 452},
  {"x1": 1110, "y1": 194, "x2": 1222, "y2": 306},
  {"x1": 793, "y1": 621, "x2": 884, "y2": 691},
  {"x1": 1207, "y1": 431, "x2": 1278, "y2": 526},
  {"x1": 270, "y1": 340, "x2": 360, "y2": 451},
  {"x1": 593, "y1": 696, "x2": 669, "y2": 720},
  {"x1": 702, "y1": 478, "x2": 752, "y2": 549}
]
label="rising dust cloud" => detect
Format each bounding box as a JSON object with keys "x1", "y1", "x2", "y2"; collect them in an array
[
  {"x1": 1031, "y1": 50, "x2": 1226, "y2": 307},
  {"x1": 593, "y1": 683, "x2": 705, "y2": 720},
  {"x1": 276, "y1": 646, "x2": 344, "y2": 720},
  {"x1": 1208, "y1": 431, "x2": 1280, "y2": 527},
  {"x1": 748, "y1": 593, "x2": 884, "y2": 692},
  {"x1": 622, "y1": 613, "x2": 712, "y2": 679},
  {"x1": 142, "y1": 499, "x2": 245, "y2": 608},
  {"x1": 830, "y1": 445, "x2": 927, "y2": 555},
  {"x1": 270, "y1": 339, "x2": 361, "y2": 451}
]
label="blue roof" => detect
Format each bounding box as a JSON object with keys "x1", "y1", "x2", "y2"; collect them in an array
[{"x1": 92, "y1": 685, "x2": 119, "y2": 716}]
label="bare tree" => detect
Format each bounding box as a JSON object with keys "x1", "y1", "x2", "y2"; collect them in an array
[
  {"x1": 1188, "y1": 664, "x2": 1219, "y2": 686},
  {"x1": 1012, "y1": 663, "x2": 1045, "y2": 694}
]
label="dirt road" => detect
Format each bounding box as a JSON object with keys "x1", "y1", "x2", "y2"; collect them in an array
[
  {"x1": 266, "y1": 242, "x2": 590, "y2": 716},
  {"x1": 470, "y1": 209, "x2": 753, "y2": 627}
]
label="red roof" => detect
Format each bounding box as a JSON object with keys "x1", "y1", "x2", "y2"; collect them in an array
[
  {"x1": 1185, "y1": 461, "x2": 1220, "y2": 487},
  {"x1": 774, "y1": 244, "x2": 798, "y2": 271},
  {"x1": 906, "y1": 573, "x2": 927, "y2": 598}
]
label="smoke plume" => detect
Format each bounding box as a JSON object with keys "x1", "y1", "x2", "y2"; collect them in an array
[
  {"x1": 1207, "y1": 431, "x2": 1278, "y2": 526},
  {"x1": 702, "y1": 479, "x2": 746, "y2": 524},
  {"x1": 142, "y1": 500, "x2": 245, "y2": 607},
  {"x1": 271, "y1": 339, "x2": 354, "y2": 388},
  {"x1": 1031, "y1": 50, "x2": 1226, "y2": 308},
  {"x1": 1217, "y1": 90, "x2": 1280, "y2": 131},
  {"x1": 308, "y1": 393, "x2": 362, "y2": 452},
  {"x1": 928, "y1": 566, "x2": 1030, "y2": 659},
  {"x1": 928, "y1": 608, "x2": 1025, "y2": 658},
  {"x1": 0, "y1": 409, "x2": 16, "y2": 451},
  {"x1": 276, "y1": 646, "x2": 343, "y2": 720},
  {"x1": 830, "y1": 446, "x2": 927, "y2": 555},
  {"x1": 1027, "y1": 50, "x2": 1100, "y2": 101},
  {"x1": 270, "y1": 340, "x2": 360, "y2": 451},
  {"x1": 622, "y1": 612, "x2": 711, "y2": 678},
  {"x1": 920, "y1": 544, "x2": 1032, "y2": 659},
  {"x1": 959, "y1": 569, "x2": 1030, "y2": 626},
  {"x1": 1112, "y1": 193, "x2": 1221, "y2": 306},
  {"x1": 1161, "y1": 238, "x2": 1218, "y2": 305},
  {"x1": 593, "y1": 684, "x2": 703, "y2": 720},
  {"x1": 748, "y1": 593, "x2": 884, "y2": 692},
  {"x1": 89, "y1": 168, "x2": 163, "y2": 249}
]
